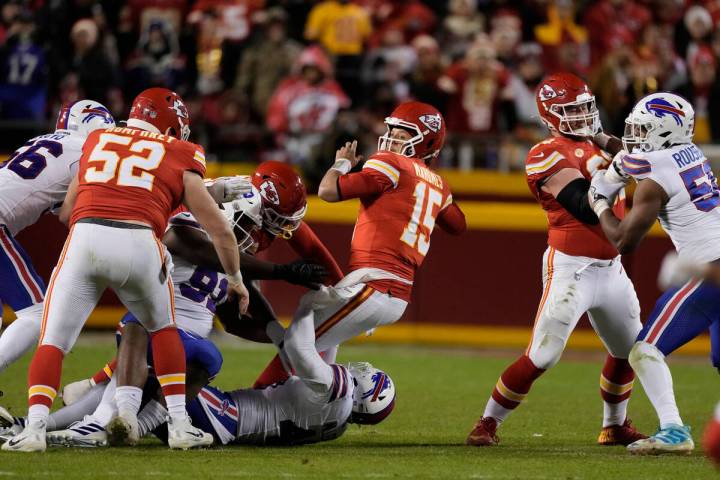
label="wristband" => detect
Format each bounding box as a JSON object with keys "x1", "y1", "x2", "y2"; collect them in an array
[
  {"x1": 227, "y1": 270, "x2": 244, "y2": 285},
  {"x1": 331, "y1": 158, "x2": 352, "y2": 175},
  {"x1": 591, "y1": 199, "x2": 611, "y2": 218}
]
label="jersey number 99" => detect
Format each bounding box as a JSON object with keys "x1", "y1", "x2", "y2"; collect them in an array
[
  {"x1": 85, "y1": 133, "x2": 165, "y2": 190},
  {"x1": 400, "y1": 181, "x2": 443, "y2": 256}
]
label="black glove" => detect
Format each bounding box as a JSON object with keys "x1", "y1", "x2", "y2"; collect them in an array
[{"x1": 273, "y1": 260, "x2": 328, "y2": 289}]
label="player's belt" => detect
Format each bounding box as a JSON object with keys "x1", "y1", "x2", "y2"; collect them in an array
[{"x1": 76, "y1": 217, "x2": 152, "y2": 230}]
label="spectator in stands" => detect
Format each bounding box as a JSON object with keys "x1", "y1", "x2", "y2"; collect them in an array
[
  {"x1": 408, "y1": 34, "x2": 447, "y2": 110},
  {"x1": 534, "y1": 0, "x2": 588, "y2": 73},
  {"x1": 683, "y1": 5, "x2": 714, "y2": 65},
  {"x1": 205, "y1": 89, "x2": 265, "y2": 162},
  {"x1": 583, "y1": 0, "x2": 651, "y2": 68},
  {"x1": 362, "y1": 0, "x2": 436, "y2": 49},
  {"x1": 437, "y1": 0, "x2": 484, "y2": 61},
  {"x1": 678, "y1": 46, "x2": 720, "y2": 143},
  {"x1": 190, "y1": 7, "x2": 224, "y2": 94},
  {"x1": 590, "y1": 37, "x2": 636, "y2": 136},
  {"x1": 125, "y1": 20, "x2": 184, "y2": 100},
  {"x1": 361, "y1": 27, "x2": 416, "y2": 104},
  {"x1": 266, "y1": 45, "x2": 350, "y2": 168},
  {"x1": 305, "y1": 0, "x2": 371, "y2": 103},
  {"x1": 490, "y1": 10, "x2": 522, "y2": 67},
  {"x1": 235, "y1": 7, "x2": 301, "y2": 118}
]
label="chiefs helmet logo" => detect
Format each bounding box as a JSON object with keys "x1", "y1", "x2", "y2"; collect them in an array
[
  {"x1": 259, "y1": 180, "x2": 280, "y2": 206},
  {"x1": 539, "y1": 84, "x2": 558, "y2": 102},
  {"x1": 419, "y1": 114, "x2": 441, "y2": 133},
  {"x1": 172, "y1": 99, "x2": 189, "y2": 119}
]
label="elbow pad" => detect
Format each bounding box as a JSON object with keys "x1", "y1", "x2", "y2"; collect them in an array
[{"x1": 555, "y1": 178, "x2": 599, "y2": 225}]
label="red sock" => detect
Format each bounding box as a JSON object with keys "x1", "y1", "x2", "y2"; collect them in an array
[
  {"x1": 28, "y1": 345, "x2": 64, "y2": 408},
  {"x1": 253, "y1": 354, "x2": 290, "y2": 389},
  {"x1": 91, "y1": 357, "x2": 117, "y2": 385},
  {"x1": 491, "y1": 355, "x2": 545, "y2": 409},
  {"x1": 149, "y1": 327, "x2": 186, "y2": 406},
  {"x1": 600, "y1": 355, "x2": 634, "y2": 403}
]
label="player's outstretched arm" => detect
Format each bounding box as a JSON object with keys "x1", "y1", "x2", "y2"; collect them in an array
[
  {"x1": 182, "y1": 171, "x2": 249, "y2": 314},
  {"x1": 318, "y1": 140, "x2": 363, "y2": 202},
  {"x1": 593, "y1": 178, "x2": 666, "y2": 254},
  {"x1": 59, "y1": 174, "x2": 80, "y2": 225}
]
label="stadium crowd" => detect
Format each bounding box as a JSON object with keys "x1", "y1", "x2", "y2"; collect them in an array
[{"x1": 1, "y1": 0, "x2": 720, "y2": 180}]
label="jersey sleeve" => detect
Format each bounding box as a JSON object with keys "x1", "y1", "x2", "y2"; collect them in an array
[
  {"x1": 623, "y1": 152, "x2": 678, "y2": 196},
  {"x1": 337, "y1": 153, "x2": 399, "y2": 200},
  {"x1": 288, "y1": 222, "x2": 344, "y2": 285},
  {"x1": 621, "y1": 153, "x2": 652, "y2": 180},
  {"x1": 182, "y1": 143, "x2": 206, "y2": 178},
  {"x1": 525, "y1": 142, "x2": 577, "y2": 190}
]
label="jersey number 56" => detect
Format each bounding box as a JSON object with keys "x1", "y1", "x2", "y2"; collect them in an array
[
  {"x1": 400, "y1": 181, "x2": 443, "y2": 256},
  {"x1": 85, "y1": 133, "x2": 165, "y2": 190}
]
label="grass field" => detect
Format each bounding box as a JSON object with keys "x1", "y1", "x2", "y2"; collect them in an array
[{"x1": 0, "y1": 334, "x2": 718, "y2": 479}]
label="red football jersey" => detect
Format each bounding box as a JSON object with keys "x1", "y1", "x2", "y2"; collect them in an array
[
  {"x1": 338, "y1": 151, "x2": 456, "y2": 301},
  {"x1": 71, "y1": 126, "x2": 206, "y2": 238},
  {"x1": 525, "y1": 136, "x2": 625, "y2": 259}
]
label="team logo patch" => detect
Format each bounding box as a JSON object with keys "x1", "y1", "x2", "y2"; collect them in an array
[
  {"x1": 539, "y1": 84, "x2": 558, "y2": 101},
  {"x1": 259, "y1": 180, "x2": 280, "y2": 205},
  {"x1": 419, "y1": 114, "x2": 442, "y2": 133},
  {"x1": 361, "y1": 372, "x2": 392, "y2": 402},
  {"x1": 646, "y1": 98, "x2": 685, "y2": 126},
  {"x1": 81, "y1": 105, "x2": 113, "y2": 124},
  {"x1": 575, "y1": 148, "x2": 584, "y2": 158}
]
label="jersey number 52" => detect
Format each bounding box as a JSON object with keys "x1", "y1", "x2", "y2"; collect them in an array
[
  {"x1": 85, "y1": 133, "x2": 165, "y2": 190},
  {"x1": 401, "y1": 181, "x2": 443, "y2": 256}
]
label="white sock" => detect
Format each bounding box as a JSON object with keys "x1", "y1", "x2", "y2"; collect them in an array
[
  {"x1": 629, "y1": 342, "x2": 683, "y2": 427},
  {"x1": 93, "y1": 376, "x2": 117, "y2": 426},
  {"x1": 0, "y1": 304, "x2": 42, "y2": 373},
  {"x1": 27, "y1": 404, "x2": 49, "y2": 428},
  {"x1": 137, "y1": 399, "x2": 168, "y2": 436},
  {"x1": 47, "y1": 383, "x2": 105, "y2": 430},
  {"x1": 602, "y1": 399, "x2": 629, "y2": 428},
  {"x1": 115, "y1": 385, "x2": 142, "y2": 417},
  {"x1": 483, "y1": 397, "x2": 512, "y2": 425},
  {"x1": 165, "y1": 395, "x2": 185, "y2": 419}
]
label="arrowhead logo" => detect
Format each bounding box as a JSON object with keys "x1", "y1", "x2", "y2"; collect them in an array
[
  {"x1": 419, "y1": 114, "x2": 441, "y2": 133},
  {"x1": 172, "y1": 99, "x2": 189, "y2": 119},
  {"x1": 539, "y1": 84, "x2": 558, "y2": 102},
  {"x1": 259, "y1": 180, "x2": 280, "y2": 206}
]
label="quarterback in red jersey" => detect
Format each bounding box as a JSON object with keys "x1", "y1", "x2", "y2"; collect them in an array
[
  {"x1": 466, "y1": 73, "x2": 646, "y2": 447},
  {"x1": 4, "y1": 88, "x2": 249, "y2": 452}
]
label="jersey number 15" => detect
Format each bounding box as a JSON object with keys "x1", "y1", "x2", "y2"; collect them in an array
[
  {"x1": 401, "y1": 181, "x2": 442, "y2": 256},
  {"x1": 85, "y1": 133, "x2": 165, "y2": 190}
]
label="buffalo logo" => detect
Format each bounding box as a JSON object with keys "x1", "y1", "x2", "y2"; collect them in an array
[
  {"x1": 81, "y1": 105, "x2": 113, "y2": 124},
  {"x1": 172, "y1": 99, "x2": 189, "y2": 119},
  {"x1": 646, "y1": 98, "x2": 685, "y2": 126},
  {"x1": 259, "y1": 180, "x2": 280, "y2": 205},
  {"x1": 361, "y1": 372, "x2": 392, "y2": 402},
  {"x1": 419, "y1": 114, "x2": 442, "y2": 133},
  {"x1": 219, "y1": 399, "x2": 230, "y2": 416},
  {"x1": 539, "y1": 84, "x2": 558, "y2": 101}
]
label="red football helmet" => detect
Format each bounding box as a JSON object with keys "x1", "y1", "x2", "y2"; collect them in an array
[
  {"x1": 536, "y1": 73, "x2": 600, "y2": 138},
  {"x1": 378, "y1": 101, "x2": 446, "y2": 163},
  {"x1": 128, "y1": 87, "x2": 190, "y2": 141},
  {"x1": 251, "y1": 161, "x2": 307, "y2": 239}
]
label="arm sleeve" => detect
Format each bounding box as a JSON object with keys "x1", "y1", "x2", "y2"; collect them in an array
[
  {"x1": 436, "y1": 201, "x2": 466, "y2": 235},
  {"x1": 554, "y1": 178, "x2": 599, "y2": 225},
  {"x1": 288, "y1": 222, "x2": 344, "y2": 284}
]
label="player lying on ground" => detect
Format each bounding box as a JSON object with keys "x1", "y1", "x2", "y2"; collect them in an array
[
  {"x1": 467, "y1": 73, "x2": 646, "y2": 447},
  {"x1": 252, "y1": 101, "x2": 466, "y2": 389},
  {"x1": 587, "y1": 92, "x2": 718, "y2": 455},
  {"x1": 3, "y1": 88, "x2": 252, "y2": 453}
]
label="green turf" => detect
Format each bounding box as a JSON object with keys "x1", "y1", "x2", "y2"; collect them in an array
[{"x1": 0, "y1": 336, "x2": 718, "y2": 479}]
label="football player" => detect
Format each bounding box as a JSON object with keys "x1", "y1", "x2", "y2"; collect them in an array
[
  {"x1": 0, "y1": 101, "x2": 114, "y2": 374},
  {"x1": 588, "y1": 92, "x2": 720, "y2": 455},
  {"x1": 4, "y1": 88, "x2": 251, "y2": 452},
  {"x1": 467, "y1": 73, "x2": 646, "y2": 447}
]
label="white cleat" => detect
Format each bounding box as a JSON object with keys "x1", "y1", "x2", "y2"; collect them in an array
[
  {"x1": 106, "y1": 412, "x2": 140, "y2": 447},
  {"x1": 61, "y1": 379, "x2": 93, "y2": 406},
  {"x1": 47, "y1": 416, "x2": 107, "y2": 448},
  {"x1": 167, "y1": 415, "x2": 213, "y2": 450},
  {"x1": 1, "y1": 423, "x2": 47, "y2": 452},
  {"x1": 0, "y1": 407, "x2": 25, "y2": 438}
]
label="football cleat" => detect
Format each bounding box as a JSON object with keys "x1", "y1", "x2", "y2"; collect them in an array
[
  {"x1": 107, "y1": 412, "x2": 140, "y2": 447},
  {"x1": 466, "y1": 417, "x2": 499, "y2": 446},
  {"x1": 167, "y1": 415, "x2": 213, "y2": 450},
  {"x1": 47, "y1": 416, "x2": 107, "y2": 447},
  {"x1": 0, "y1": 406, "x2": 26, "y2": 438},
  {"x1": 627, "y1": 424, "x2": 694, "y2": 455},
  {"x1": 598, "y1": 418, "x2": 647, "y2": 446},
  {"x1": 1, "y1": 422, "x2": 46, "y2": 452},
  {"x1": 61, "y1": 379, "x2": 93, "y2": 406}
]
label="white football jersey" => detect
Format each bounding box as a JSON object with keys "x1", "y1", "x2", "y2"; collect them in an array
[
  {"x1": 167, "y1": 212, "x2": 228, "y2": 338},
  {"x1": 0, "y1": 131, "x2": 84, "y2": 236},
  {"x1": 626, "y1": 143, "x2": 720, "y2": 263}
]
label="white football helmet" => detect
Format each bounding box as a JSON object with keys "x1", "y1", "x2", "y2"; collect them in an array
[
  {"x1": 622, "y1": 93, "x2": 694, "y2": 153},
  {"x1": 55, "y1": 100, "x2": 115, "y2": 137},
  {"x1": 348, "y1": 362, "x2": 396, "y2": 425},
  {"x1": 220, "y1": 182, "x2": 263, "y2": 252}
]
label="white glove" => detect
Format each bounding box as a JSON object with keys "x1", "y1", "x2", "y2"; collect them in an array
[
  {"x1": 588, "y1": 170, "x2": 625, "y2": 217},
  {"x1": 605, "y1": 151, "x2": 631, "y2": 184},
  {"x1": 218, "y1": 176, "x2": 253, "y2": 202},
  {"x1": 657, "y1": 251, "x2": 708, "y2": 290}
]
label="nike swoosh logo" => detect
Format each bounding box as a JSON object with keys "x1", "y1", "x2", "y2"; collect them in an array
[
  {"x1": 532, "y1": 152, "x2": 545, "y2": 158},
  {"x1": 7, "y1": 437, "x2": 22, "y2": 447},
  {"x1": 184, "y1": 431, "x2": 204, "y2": 438}
]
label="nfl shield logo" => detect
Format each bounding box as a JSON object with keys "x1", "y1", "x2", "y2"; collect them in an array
[
  {"x1": 260, "y1": 180, "x2": 280, "y2": 205},
  {"x1": 419, "y1": 114, "x2": 441, "y2": 133}
]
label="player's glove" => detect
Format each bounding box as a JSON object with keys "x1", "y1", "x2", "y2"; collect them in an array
[
  {"x1": 605, "y1": 151, "x2": 631, "y2": 184},
  {"x1": 657, "y1": 251, "x2": 708, "y2": 290},
  {"x1": 218, "y1": 176, "x2": 253, "y2": 202},
  {"x1": 273, "y1": 260, "x2": 328, "y2": 290},
  {"x1": 588, "y1": 169, "x2": 625, "y2": 218}
]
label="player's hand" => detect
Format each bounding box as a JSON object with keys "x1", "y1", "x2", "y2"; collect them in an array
[
  {"x1": 605, "y1": 151, "x2": 631, "y2": 184},
  {"x1": 227, "y1": 281, "x2": 250, "y2": 315},
  {"x1": 588, "y1": 170, "x2": 624, "y2": 217},
  {"x1": 335, "y1": 140, "x2": 363, "y2": 168},
  {"x1": 273, "y1": 260, "x2": 328, "y2": 289},
  {"x1": 220, "y1": 176, "x2": 253, "y2": 202},
  {"x1": 657, "y1": 251, "x2": 708, "y2": 289}
]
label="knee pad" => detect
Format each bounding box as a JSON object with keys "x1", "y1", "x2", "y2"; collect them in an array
[
  {"x1": 628, "y1": 341, "x2": 664, "y2": 371},
  {"x1": 528, "y1": 333, "x2": 566, "y2": 370}
]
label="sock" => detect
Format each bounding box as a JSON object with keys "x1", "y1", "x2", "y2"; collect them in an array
[
  {"x1": 91, "y1": 358, "x2": 117, "y2": 386},
  {"x1": 0, "y1": 304, "x2": 42, "y2": 373},
  {"x1": 93, "y1": 376, "x2": 117, "y2": 426},
  {"x1": 629, "y1": 342, "x2": 683, "y2": 427},
  {"x1": 137, "y1": 399, "x2": 168, "y2": 437},
  {"x1": 149, "y1": 327, "x2": 186, "y2": 419},
  {"x1": 600, "y1": 355, "x2": 634, "y2": 427},
  {"x1": 27, "y1": 344, "x2": 64, "y2": 425},
  {"x1": 47, "y1": 383, "x2": 105, "y2": 430},
  {"x1": 115, "y1": 386, "x2": 142, "y2": 416},
  {"x1": 253, "y1": 354, "x2": 290, "y2": 389},
  {"x1": 484, "y1": 355, "x2": 545, "y2": 424}
]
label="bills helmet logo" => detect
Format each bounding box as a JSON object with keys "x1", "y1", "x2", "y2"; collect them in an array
[
  {"x1": 361, "y1": 372, "x2": 392, "y2": 402},
  {"x1": 259, "y1": 180, "x2": 280, "y2": 205},
  {"x1": 646, "y1": 98, "x2": 685, "y2": 126},
  {"x1": 81, "y1": 105, "x2": 113, "y2": 125},
  {"x1": 419, "y1": 114, "x2": 442, "y2": 133},
  {"x1": 539, "y1": 84, "x2": 558, "y2": 102}
]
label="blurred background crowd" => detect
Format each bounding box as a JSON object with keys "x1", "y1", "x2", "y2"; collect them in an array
[{"x1": 0, "y1": 0, "x2": 719, "y2": 186}]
